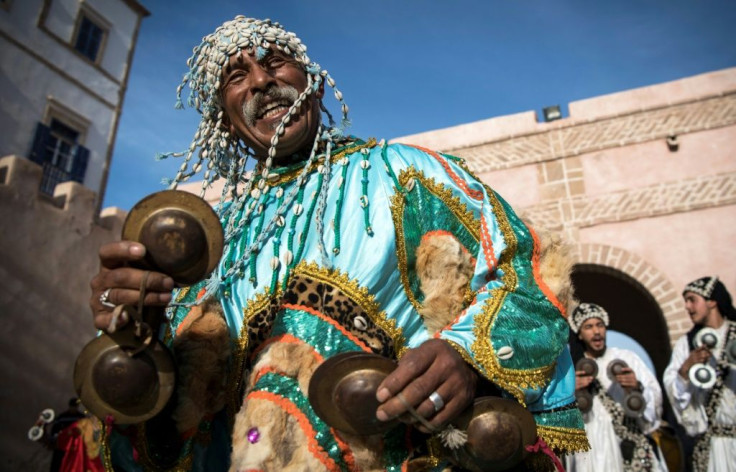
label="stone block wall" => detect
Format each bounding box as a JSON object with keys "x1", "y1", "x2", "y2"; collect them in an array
[{"x1": 0, "y1": 155, "x2": 125, "y2": 471}]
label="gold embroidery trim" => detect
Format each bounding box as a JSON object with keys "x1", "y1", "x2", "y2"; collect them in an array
[
  {"x1": 537, "y1": 425, "x2": 591, "y2": 453},
  {"x1": 227, "y1": 260, "x2": 409, "y2": 420},
  {"x1": 227, "y1": 286, "x2": 281, "y2": 423},
  {"x1": 390, "y1": 167, "x2": 480, "y2": 313},
  {"x1": 293, "y1": 260, "x2": 407, "y2": 356},
  {"x1": 254, "y1": 138, "x2": 378, "y2": 186},
  {"x1": 470, "y1": 189, "x2": 558, "y2": 404}
]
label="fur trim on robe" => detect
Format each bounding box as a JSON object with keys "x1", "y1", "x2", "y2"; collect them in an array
[{"x1": 172, "y1": 299, "x2": 230, "y2": 435}]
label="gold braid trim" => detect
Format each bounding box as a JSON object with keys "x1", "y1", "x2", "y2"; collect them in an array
[
  {"x1": 254, "y1": 138, "x2": 378, "y2": 186},
  {"x1": 227, "y1": 260, "x2": 408, "y2": 420},
  {"x1": 227, "y1": 286, "x2": 281, "y2": 424},
  {"x1": 470, "y1": 189, "x2": 557, "y2": 404},
  {"x1": 390, "y1": 167, "x2": 480, "y2": 313},
  {"x1": 537, "y1": 425, "x2": 591, "y2": 454},
  {"x1": 293, "y1": 260, "x2": 407, "y2": 356},
  {"x1": 100, "y1": 425, "x2": 113, "y2": 472}
]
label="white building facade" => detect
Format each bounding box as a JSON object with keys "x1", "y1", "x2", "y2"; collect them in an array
[{"x1": 0, "y1": 0, "x2": 148, "y2": 209}]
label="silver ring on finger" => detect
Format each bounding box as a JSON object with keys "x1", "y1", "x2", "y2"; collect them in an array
[
  {"x1": 428, "y1": 391, "x2": 445, "y2": 413},
  {"x1": 99, "y1": 288, "x2": 116, "y2": 309}
]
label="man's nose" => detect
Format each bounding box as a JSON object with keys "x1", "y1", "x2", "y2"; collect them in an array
[{"x1": 249, "y1": 64, "x2": 275, "y2": 92}]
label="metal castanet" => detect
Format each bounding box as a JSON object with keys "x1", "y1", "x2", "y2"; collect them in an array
[
  {"x1": 607, "y1": 359, "x2": 647, "y2": 418},
  {"x1": 575, "y1": 358, "x2": 598, "y2": 414},
  {"x1": 308, "y1": 351, "x2": 398, "y2": 436},
  {"x1": 688, "y1": 327, "x2": 720, "y2": 389},
  {"x1": 308, "y1": 352, "x2": 537, "y2": 471},
  {"x1": 74, "y1": 190, "x2": 223, "y2": 425},
  {"x1": 441, "y1": 396, "x2": 537, "y2": 472}
]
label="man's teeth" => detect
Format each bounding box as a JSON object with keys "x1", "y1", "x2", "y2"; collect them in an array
[{"x1": 260, "y1": 102, "x2": 290, "y2": 118}]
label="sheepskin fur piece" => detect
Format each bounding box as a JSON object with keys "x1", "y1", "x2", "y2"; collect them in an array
[
  {"x1": 171, "y1": 299, "x2": 231, "y2": 435},
  {"x1": 229, "y1": 341, "x2": 385, "y2": 472},
  {"x1": 416, "y1": 222, "x2": 576, "y2": 334},
  {"x1": 415, "y1": 233, "x2": 476, "y2": 334}
]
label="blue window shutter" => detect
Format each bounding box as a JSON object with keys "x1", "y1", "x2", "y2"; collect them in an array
[
  {"x1": 29, "y1": 122, "x2": 51, "y2": 165},
  {"x1": 70, "y1": 145, "x2": 90, "y2": 183}
]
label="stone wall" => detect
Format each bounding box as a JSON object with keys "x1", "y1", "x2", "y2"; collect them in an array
[
  {"x1": 0, "y1": 155, "x2": 125, "y2": 471},
  {"x1": 396, "y1": 68, "x2": 736, "y2": 348}
]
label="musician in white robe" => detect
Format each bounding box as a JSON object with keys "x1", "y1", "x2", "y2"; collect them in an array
[
  {"x1": 567, "y1": 303, "x2": 668, "y2": 472},
  {"x1": 663, "y1": 276, "x2": 736, "y2": 472}
]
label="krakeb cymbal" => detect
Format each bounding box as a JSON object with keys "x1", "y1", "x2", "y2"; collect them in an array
[
  {"x1": 308, "y1": 351, "x2": 398, "y2": 436},
  {"x1": 73, "y1": 320, "x2": 175, "y2": 424},
  {"x1": 443, "y1": 396, "x2": 537, "y2": 472},
  {"x1": 122, "y1": 190, "x2": 223, "y2": 286}
]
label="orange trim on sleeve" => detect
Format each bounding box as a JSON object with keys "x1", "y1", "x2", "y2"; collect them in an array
[
  {"x1": 407, "y1": 144, "x2": 483, "y2": 200},
  {"x1": 527, "y1": 225, "x2": 567, "y2": 318},
  {"x1": 479, "y1": 213, "x2": 498, "y2": 273}
]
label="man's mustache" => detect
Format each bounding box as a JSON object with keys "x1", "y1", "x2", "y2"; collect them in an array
[{"x1": 242, "y1": 85, "x2": 300, "y2": 127}]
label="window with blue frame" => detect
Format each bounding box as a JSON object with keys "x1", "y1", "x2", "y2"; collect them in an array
[
  {"x1": 29, "y1": 119, "x2": 90, "y2": 195},
  {"x1": 74, "y1": 14, "x2": 105, "y2": 62}
]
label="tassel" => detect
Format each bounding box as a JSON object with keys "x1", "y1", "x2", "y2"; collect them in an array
[
  {"x1": 525, "y1": 436, "x2": 565, "y2": 472},
  {"x1": 439, "y1": 425, "x2": 468, "y2": 449}
]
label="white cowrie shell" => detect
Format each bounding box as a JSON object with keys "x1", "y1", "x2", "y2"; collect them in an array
[
  {"x1": 270, "y1": 257, "x2": 280, "y2": 270},
  {"x1": 497, "y1": 346, "x2": 514, "y2": 360},
  {"x1": 354, "y1": 316, "x2": 368, "y2": 331},
  {"x1": 360, "y1": 160, "x2": 371, "y2": 170},
  {"x1": 251, "y1": 188, "x2": 261, "y2": 199},
  {"x1": 275, "y1": 188, "x2": 284, "y2": 199},
  {"x1": 275, "y1": 215, "x2": 285, "y2": 227},
  {"x1": 283, "y1": 250, "x2": 294, "y2": 266},
  {"x1": 405, "y1": 178, "x2": 416, "y2": 192},
  {"x1": 293, "y1": 203, "x2": 303, "y2": 216}
]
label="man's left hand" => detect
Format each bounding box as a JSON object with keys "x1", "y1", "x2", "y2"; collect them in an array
[
  {"x1": 375, "y1": 339, "x2": 477, "y2": 433},
  {"x1": 615, "y1": 367, "x2": 639, "y2": 389}
]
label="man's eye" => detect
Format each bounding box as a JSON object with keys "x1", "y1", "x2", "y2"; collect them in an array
[{"x1": 227, "y1": 72, "x2": 247, "y2": 84}]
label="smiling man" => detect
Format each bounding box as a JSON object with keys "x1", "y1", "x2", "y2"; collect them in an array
[
  {"x1": 567, "y1": 303, "x2": 668, "y2": 472},
  {"x1": 663, "y1": 277, "x2": 736, "y2": 472},
  {"x1": 89, "y1": 16, "x2": 587, "y2": 471}
]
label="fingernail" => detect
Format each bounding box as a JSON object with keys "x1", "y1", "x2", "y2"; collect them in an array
[
  {"x1": 129, "y1": 244, "x2": 145, "y2": 256},
  {"x1": 376, "y1": 388, "x2": 390, "y2": 403},
  {"x1": 163, "y1": 277, "x2": 175, "y2": 290},
  {"x1": 376, "y1": 409, "x2": 389, "y2": 422}
]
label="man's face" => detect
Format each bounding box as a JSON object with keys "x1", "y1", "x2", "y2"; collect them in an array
[
  {"x1": 578, "y1": 317, "x2": 607, "y2": 356},
  {"x1": 683, "y1": 292, "x2": 715, "y2": 325},
  {"x1": 220, "y1": 48, "x2": 322, "y2": 161}
]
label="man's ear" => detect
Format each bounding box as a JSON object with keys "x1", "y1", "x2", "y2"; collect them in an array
[{"x1": 221, "y1": 112, "x2": 236, "y2": 138}]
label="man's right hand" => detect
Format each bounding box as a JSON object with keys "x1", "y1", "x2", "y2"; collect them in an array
[
  {"x1": 678, "y1": 345, "x2": 712, "y2": 380},
  {"x1": 89, "y1": 241, "x2": 174, "y2": 332},
  {"x1": 575, "y1": 370, "x2": 594, "y2": 391}
]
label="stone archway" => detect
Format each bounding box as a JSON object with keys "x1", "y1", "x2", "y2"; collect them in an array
[
  {"x1": 576, "y1": 244, "x2": 689, "y2": 342},
  {"x1": 572, "y1": 243, "x2": 690, "y2": 379}
]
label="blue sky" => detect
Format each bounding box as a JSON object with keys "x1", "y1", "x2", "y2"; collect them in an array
[{"x1": 105, "y1": 0, "x2": 736, "y2": 210}]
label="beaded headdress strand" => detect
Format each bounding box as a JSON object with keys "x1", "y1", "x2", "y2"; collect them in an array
[{"x1": 159, "y1": 16, "x2": 350, "y2": 300}]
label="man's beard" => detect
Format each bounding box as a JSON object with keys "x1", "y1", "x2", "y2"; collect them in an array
[{"x1": 242, "y1": 85, "x2": 300, "y2": 130}]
